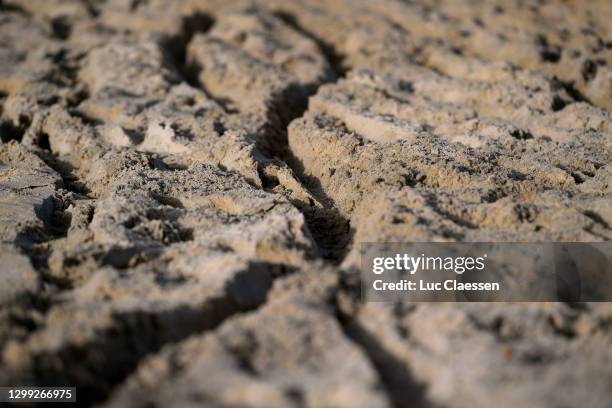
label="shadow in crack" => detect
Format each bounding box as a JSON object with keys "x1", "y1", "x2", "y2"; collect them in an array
[
  {"x1": 15, "y1": 261, "x2": 291, "y2": 405},
  {"x1": 342, "y1": 320, "x2": 437, "y2": 408},
  {"x1": 0, "y1": 118, "x2": 28, "y2": 143},
  {"x1": 274, "y1": 11, "x2": 348, "y2": 78},
  {"x1": 283, "y1": 151, "x2": 355, "y2": 263},
  {"x1": 333, "y1": 271, "x2": 437, "y2": 408}
]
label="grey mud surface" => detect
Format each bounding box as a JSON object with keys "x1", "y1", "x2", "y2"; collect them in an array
[{"x1": 0, "y1": 1, "x2": 611, "y2": 407}]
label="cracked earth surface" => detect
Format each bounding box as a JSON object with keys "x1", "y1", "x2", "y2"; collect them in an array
[{"x1": 0, "y1": 0, "x2": 611, "y2": 407}]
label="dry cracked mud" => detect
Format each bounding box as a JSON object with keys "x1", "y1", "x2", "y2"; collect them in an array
[{"x1": 0, "y1": 1, "x2": 611, "y2": 407}]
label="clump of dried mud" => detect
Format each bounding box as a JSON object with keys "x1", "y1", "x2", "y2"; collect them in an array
[{"x1": 0, "y1": 0, "x2": 611, "y2": 407}]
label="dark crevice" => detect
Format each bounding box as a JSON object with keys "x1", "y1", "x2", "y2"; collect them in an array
[
  {"x1": 162, "y1": 12, "x2": 230, "y2": 111},
  {"x1": 44, "y1": 48, "x2": 84, "y2": 89},
  {"x1": 333, "y1": 275, "x2": 437, "y2": 408},
  {"x1": 539, "y1": 46, "x2": 561, "y2": 63},
  {"x1": 340, "y1": 321, "x2": 437, "y2": 408},
  {"x1": 163, "y1": 7, "x2": 351, "y2": 262},
  {"x1": 164, "y1": 14, "x2": 245, "y2": 117},
  {"x1": 38, "y1": 153, "x2": 92, "y2": 196},
  {"x1": 274, "y1": 11, "x2": 349, "y2": 78},
  {"x1": 81, "y1": 0, "x2": 102, "y2": 18},
  {"x1": 14, "y1": 193, "x2": 72, "y2": 289},
  {"x1": 50, "y1": 15, "x2": 72, "y2": 40},
  {"x1": 570, "y1": 171, "x2": 586, "y2": 184},
  {"x1": 0, "y1": 1, "x2": 29, "y2": 15},
  {"x1": 166, "y1": 12, "x2": 216, "y2": 73},
  {"x1": 282, "y1": 155, "x2": 355, "y2": 263},
  {"x1": 581, "y1": 59, "x2": 598, "y2": 82},
  {"x1": 36, "y1": 132, "x2": 51, "y2": 151},
  {"x1": 235, "y1": 11, "x2": 354, "y2": 263},
  {"x1": 68, "y1": 109, "x2": 104, "y2": 126},
  {"x1": 425, "y1": 195, "x2": 478, "y2": 230},
  {"x1": 15, "y1": 151, "x2": 91, "y2": 277},
  {"x1": 28, "y1": 297, "x2": 253, "y2": 405},
  {"x1": 510, "y1": 128, "x2": 534, "y2": 140},
  {"x1": 130, "y1": 0, "x2": 148, "y2": 12},
  {"x1": 0, "y1": 119, "x2": 27, "y2": 143},
  {"x1": 551, "y1": 95, "x2": 569, "y2": 112},
  {"x1": 65, "y1": 84, "x2": 90, "y2": 108},
  {"x1": 264, "y1": 117, "x2": 354, "y2": 263},
  {"x1": 24, "y1": 262, "x2": 292, "y2": 406},
  {"x1": 553, "y1": 78, "x2": 592, "y2": 107},
  {"x1": 583, "y1": 210, "x2": 610, "y2": 230},
  {"x1": 43, "y1": 199, "x2": 72, "y2": 241}
]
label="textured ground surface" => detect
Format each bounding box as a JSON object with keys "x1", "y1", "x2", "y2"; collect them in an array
[{"x1": 0, "y1": 0, "x2": 611, "y2": 407}]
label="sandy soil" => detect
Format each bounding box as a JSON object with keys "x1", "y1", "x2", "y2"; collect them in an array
[{"x1": 0, "y1": 0, "x2": 611, "y2": 406}]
